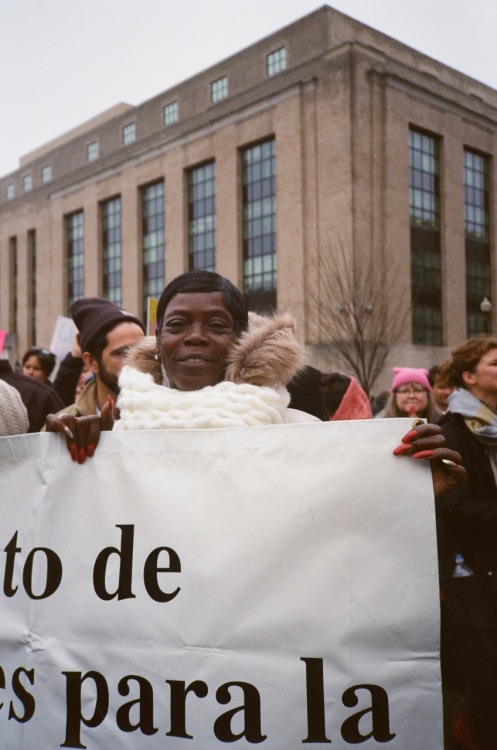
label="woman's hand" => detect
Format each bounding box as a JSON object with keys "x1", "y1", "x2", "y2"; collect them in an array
[
  {"x1": 45, "y1": 399, "x2": 115, "y2": 464},
  {"x1": 393, "y1": 422, "x2": 466, "y2": 497}
]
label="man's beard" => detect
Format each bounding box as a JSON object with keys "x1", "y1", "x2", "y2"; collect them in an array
[{"x1": 97, "y1": 361, "x2": 119, "y2": 394}]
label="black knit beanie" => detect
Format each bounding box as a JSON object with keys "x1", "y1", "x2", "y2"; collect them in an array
[{"x1": 71, "y1": 297, "x2": 145, "y2": 354}]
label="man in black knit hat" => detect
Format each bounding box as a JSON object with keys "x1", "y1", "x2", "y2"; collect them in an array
[{"x1": 50, "y1": 297, "x2": 145, "y2": 421}]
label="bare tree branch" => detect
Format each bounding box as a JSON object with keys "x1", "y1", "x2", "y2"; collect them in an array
[{"x1": 307, "y1": 240, "x2": 410, "y2": 396}]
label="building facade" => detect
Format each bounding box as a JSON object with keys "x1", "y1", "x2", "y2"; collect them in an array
[{"x1": 1, "y1": 5, "x2": 496, "y2": 390}]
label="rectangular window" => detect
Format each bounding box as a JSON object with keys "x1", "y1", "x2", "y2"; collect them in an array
[
  {"x1": 242, "y1": 139, "x2": 277, "y2": 312},
  {"x1": 28, "y1": 230, "x2": 37, "y2": 343},
  {"x1": 211, "y1": 76, "x2": 228, "y2": 103},
  {"x1": 6, "y1": 183, "x2": 14, "y2": 200},
  {"x1": 163, "y1": 101, "x2": 178, "y2": 126},
  {"x1": 267, "y1": 47, "x2": 286, "y2": 76},
  {"x1": 188, "y1": 162, "x2": 216, "y2": 272},
  {"x1": 464, "y1": 149, "x2": 491, "y2": 336},
  {"x1": 409, "y1": 128, "x2": 442, "y2": 345},
  {"x1": 122, "y1": 123, "x2": 136, "y2": 145},
  {"x1": 23, "y1": 175, "x2": 33, "y2": 192},
  {"x1": 66, "y1": 211, "x2": 85, "y2": 312},
  {"x1": 9, "y1": 237, "x2": 18, "y2": 336},
  {"x1": 141, "y1": 181, "x2": 165, "y2": 322},
  {"x1": 87, "y1": 141, "x2": 99, "y2": 162},
  {"x1": 101, "y1": 197, "x2": 122, "y2": 305},
  {"x1": 41, "y1": 165, "x2": 52, "y2": 183}
]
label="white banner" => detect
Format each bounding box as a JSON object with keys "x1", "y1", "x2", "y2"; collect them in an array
[{"x1": 0, "y1": 420, "x2": 442, "y2": 749}]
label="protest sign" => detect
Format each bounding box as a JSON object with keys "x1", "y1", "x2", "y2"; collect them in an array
[
  {"x1": 49, "y1": 316, "x2": 78, "y2": 376},
  {"x1": 0, "y1": 420, "x2": 442, "y2": 749}
]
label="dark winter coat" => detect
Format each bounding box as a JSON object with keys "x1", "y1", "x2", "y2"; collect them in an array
[
  {"x1": 437, "y1": 411, "x2": 497, "y2": 579},
  {"x1": 437, "y1": 411, "x2": 497, "y2": 688}
]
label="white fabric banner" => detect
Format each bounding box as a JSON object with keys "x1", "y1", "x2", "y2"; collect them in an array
[{"x1": 0, "y1": 420, "x2": 442, "y2": 749}]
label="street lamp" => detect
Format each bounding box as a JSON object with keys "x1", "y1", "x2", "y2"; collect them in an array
[{"x1": 480, "y1": 296, "x2": 492, "y2": 333}]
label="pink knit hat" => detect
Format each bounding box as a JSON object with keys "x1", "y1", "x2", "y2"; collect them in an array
[{"x1": 391, "y1": 367, "x2": 431, "y2": 392}]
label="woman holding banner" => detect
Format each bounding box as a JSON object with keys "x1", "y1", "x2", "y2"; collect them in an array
[{"x1": 46, "y1": 271, "x2": 465, "y2": 496}]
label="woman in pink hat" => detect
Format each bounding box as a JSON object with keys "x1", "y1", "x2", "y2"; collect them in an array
[{"x1": 379, "y1": 366, "x2": 441, "y2": 421}]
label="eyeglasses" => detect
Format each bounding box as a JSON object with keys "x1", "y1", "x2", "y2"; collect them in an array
[{"x1": 396, "y1": 385, "x2": 427, "y2": 395}]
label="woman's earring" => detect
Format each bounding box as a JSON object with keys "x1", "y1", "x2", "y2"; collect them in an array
[{"x1": 154, "y1": 352, "x2": 159, "y2": 361}]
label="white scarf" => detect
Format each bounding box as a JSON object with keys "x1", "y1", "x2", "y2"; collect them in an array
[{"x1": 114, "y1": 365, "x2": 291, "y2": 430}]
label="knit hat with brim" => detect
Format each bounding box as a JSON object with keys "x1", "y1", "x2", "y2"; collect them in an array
[
  {"x1": 391, "y1": 367, "x2": 431, "y2": 392},
  {"x1": 0, "y1": 380, "x2": 29, "y2": 436},
  {"x1": 71, "y1": 297, "x2": 145, "y2": 354}
]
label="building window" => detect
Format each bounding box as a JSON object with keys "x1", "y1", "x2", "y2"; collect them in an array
[
  {"x1": 267, "y1": 47, "x2": 286, "y2": 76},
  {"x1": 9, "y1": 236, "x2": 18, "y2": 336},
  {"x1": 188, "y1": 162, "x2": 216, "y2": 272},
  {"x1": 409, "y1": 128, "x2": 442, "y2": 346},
  {"x1": 28, "y1": 230, "x2": 37, "y2": 343},
  {"x1": 141, "y1": 181, "x2": 165, "y2": 322},
  {"x1": 242, "y1": 139, "x2": 277, "y2": 312},
  {"x1": 122, "y1": 122, "x2": 136, "y2": 145},
  {"x1": 101, "y1": 197, "x2": 122, "y2": 305},
  {"x1": 66, "y1": 211, "x2": 85, "y2": 312},
  {"x1": 464, "y1": 149, "x2": 491, "y2": 337},
  {"x1": 163, "y1": 101, "x2": 178, "y2": 126},
  {"x1": 6, "y1": 183, "x2": 14, "y2": 200},
  {"x1": 23, "y1": 175, "x2": 33, "y2": 192},
  {"x1": 211, "y1": 76, "x2": 228, "y2": 103},
  {"x1": 87, "y1": 141, "x2": 99, "y2": 162},
  {"x1": 41, "y1": 165, "x2": 52, "y2": 183}
]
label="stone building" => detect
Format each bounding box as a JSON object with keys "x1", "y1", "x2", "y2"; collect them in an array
[{"x1": 1, "y1": 5, "x2": 496, "y2": 390}]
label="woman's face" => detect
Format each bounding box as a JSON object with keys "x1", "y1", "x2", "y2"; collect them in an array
[
  {"x1": 394, "y1": 382, "x2": 429, "y2": 416},
  {"x1": 463, "y1": 347, "x2": 497, "y2": 402},
  {"x1": 22, "y1": 355, "x2": 46, "y2": 381},
  {"x1": 158, "y1": 291, "x2": 237, "y2": 391}
]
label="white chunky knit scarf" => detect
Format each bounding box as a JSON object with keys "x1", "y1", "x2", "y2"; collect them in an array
[{"x1": 114, "y1": 366, "x2": 290, "y2": 430}]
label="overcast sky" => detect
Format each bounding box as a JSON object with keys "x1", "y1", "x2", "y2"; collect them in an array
[{"x1": 1, "y1": 0, "x2": 496, "y2": 178}]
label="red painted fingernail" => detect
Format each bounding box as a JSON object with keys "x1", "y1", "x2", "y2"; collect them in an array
[
  {"x1": 413, "y1": 450, "x2": 435, "y2": 459},
  {"x1": 78, "y1": 448, "x2": 86, "y2": 464},
  {"x1": 393, "y1": 443, "x2": 412, "y2": 455},
  {"x1": 70, "y1": 445, "x2": 78, "y2": 462},
  {"x1": 108, "y1": 395, "x2": 114, "y2": 410},
  {"x1": 87, "y1": 443, "x2": 95, "y2": 458},
  {"x1": 402, "y1": 429, "x2": 418, "y2": 444}
]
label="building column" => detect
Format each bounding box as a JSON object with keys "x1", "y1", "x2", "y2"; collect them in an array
[
  {"x1": 442, "y1": 135, "x2": 466, "y2": 346},
  {"x1": 215, "y1": 125, "x2": 240, "y2": 286},
  {"x1": 121, "y1": 179, "x2": 141, "y2": 313}
]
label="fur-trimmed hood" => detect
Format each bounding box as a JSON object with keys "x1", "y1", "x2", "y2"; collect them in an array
[{"x1": 123, "y1": 311, "x2": 306, "y2": 389}]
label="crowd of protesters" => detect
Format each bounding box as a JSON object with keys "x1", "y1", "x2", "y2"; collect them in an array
[{"x1": 1, "y1": 271, "x2": 495, "y2": 748}]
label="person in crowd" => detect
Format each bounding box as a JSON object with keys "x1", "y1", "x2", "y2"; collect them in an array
[
  {"x1": 436, "y1": 337, "x2": 497, "y2": 750},
  {"x1": 287, "y1": 364, "x2": 328, "y2": 421},
  {"x1": 428, "y1": 360, "x2": 454, "y2": 415},
  {"x1": 320, "y1": 372, "x2": 373, "y2": 420},
  {"x1": 0, "y1": 379, "x2": 29, "y2": 436},
  {"x1": 54, "y1": 271, "x2": 320, "y2": 439},
  {"x1": 378, "y1": 366, "x2": 441, "y2": 421},
  {"x1": 0, "y1": 355, "x2": 64, "y2": 432},
  {"x1": 371, "y1": 389, "x2": 389, "y2": 417},
  {"x1": 46, "y1": 271, "x2": 465, "y2": 499},
  {"x1": 22, "y1": 347, "x2": 57, "y2": 384},
  {"x1": 49, "y1": 297, "x2": 145, "y2": 426}
]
